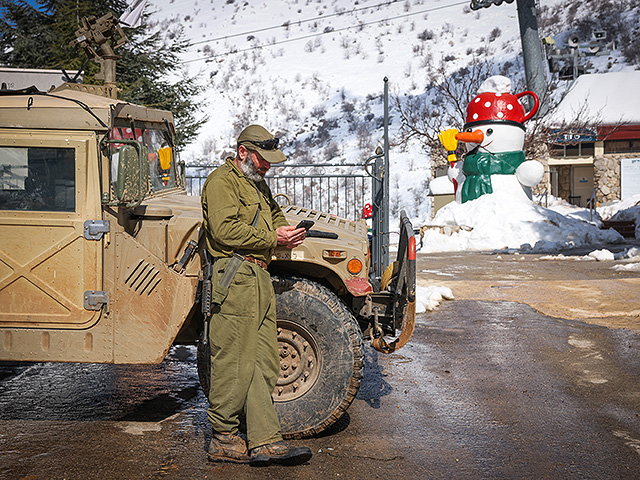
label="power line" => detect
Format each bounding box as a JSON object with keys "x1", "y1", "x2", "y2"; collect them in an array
[
  {"x1": 182, "y1": 0, "x2": 469, "y2": 64},
  {"x1": 189, "y1": 0, "x2": 405, "y2": 47}
]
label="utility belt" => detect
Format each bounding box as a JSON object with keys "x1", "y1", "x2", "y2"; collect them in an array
[
  {"x1": 199, "y1": 249, "x2": 265, "y2": 346},
  {"x1": 244, "y1": 255, "x2": 268, "y2": 270}
]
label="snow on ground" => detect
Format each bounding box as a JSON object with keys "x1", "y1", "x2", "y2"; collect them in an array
[
  {"x1": 411, "y1": 193, "x2": 640, "y2": 314},
  {"x1": 415, "y1": 285, "x2": 454, "y2": 315},
  {"x1": 538, "y1": 245, "x2": 640, "y2": 270},
  {"x1": 419, "y1": 192, "x2": 626, "y2": 254},
  {"x1": 598, "y1": 194, "x2": 640, "y2": 239},
  {"x1": 612, "y1": 262, "x2": 640, "y2": 272}
]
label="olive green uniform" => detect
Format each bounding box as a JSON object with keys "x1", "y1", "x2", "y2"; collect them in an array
[{"x1": 201, "y1": 158, "x2": 289, "y2": 450}]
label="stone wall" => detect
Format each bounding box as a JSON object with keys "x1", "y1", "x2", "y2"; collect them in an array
[
  {"x1": 531, "y1": 157, "x2": 549, "y2": 198},
  {"x1": 556, "y1": 165, "x2": 572, "y2": 201},
  {"x1": 594, "y1": 155, "x2": 621, "y2": 204}
]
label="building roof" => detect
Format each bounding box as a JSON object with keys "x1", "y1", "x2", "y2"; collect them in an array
[{"x1": 546, "y1": 71, "x2": 640, "y2": 126}]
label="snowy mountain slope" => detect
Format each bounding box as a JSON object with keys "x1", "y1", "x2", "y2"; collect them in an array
[
  {"x1": 146, "y1": 0, "x2": 637, "y2": 239},
  {"x1": 150, "y1": 4, "x2": 522, "y2": 144}
]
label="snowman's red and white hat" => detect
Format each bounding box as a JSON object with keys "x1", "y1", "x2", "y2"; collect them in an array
[{"x1": 464, "y1": 76, "x2": 539, "y2": 131}]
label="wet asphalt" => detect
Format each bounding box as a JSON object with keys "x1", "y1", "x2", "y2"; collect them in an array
[{"x1": 2, "y1": 251, "x2": 640, "y2": 479}]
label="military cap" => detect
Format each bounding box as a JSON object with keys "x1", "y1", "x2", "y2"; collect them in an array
[{"x1": 237, "y1": 125, "x2": 286, "y2": 164}]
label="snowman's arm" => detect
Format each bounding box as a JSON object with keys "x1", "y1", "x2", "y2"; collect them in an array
[
  {"x1": 515, "y1": 160, "x2": 545, "y2": 187},
  {"x1": 438, "y1": 128, "x2": 459, "y2": 163}
]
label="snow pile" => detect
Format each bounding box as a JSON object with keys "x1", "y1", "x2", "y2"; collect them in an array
[
  {"x1": 545, "y1": 196, "x2": 602, "y2": 225},
  {"x1": 612, "y1": 246, "x2": 640, "y2": 271},
  {"x1": 415, "y1": 285, "x2": 454, "y2": 314},
  {"x1": 613, "y1": 263, "x2": 640, "y2": 272},
  {"x1": 538, "y1": 246, "x2": 640, "y2": 270},
  {"x1": 598, "y1": 194, "x2": 640, "y2": 239},
  {"x1": 420, "y1": 192, "x2": 624, "y2": 253},
  {"x1": 615, "y1": 247, "x2": 640, "y2": 260},
  {"x1": 537, "y1": 253, "x2": 594, "y2": 261},
  {"x1": 588, "y1": 249, "x2": 615, "y2": 261}
]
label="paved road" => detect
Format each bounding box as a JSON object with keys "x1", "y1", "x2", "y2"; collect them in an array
[
  {"x1": 417, "y1": 240, "x2": 640, "y2": 332},
  {"x1": 1, "y1": 249, "x2": 640, "y2": 479}
]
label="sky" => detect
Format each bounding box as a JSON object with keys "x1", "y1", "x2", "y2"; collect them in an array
[{"x1": 23, "y1": 0, "x2": 42, "y2": 9}]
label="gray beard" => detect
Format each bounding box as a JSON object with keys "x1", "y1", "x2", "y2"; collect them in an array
[{"x1": 240, "y1": 155, "x2": 265, "y2": 181}]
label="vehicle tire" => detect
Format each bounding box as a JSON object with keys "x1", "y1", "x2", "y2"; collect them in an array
[
  {"x1": 196, "y1": 275, "x2": 364, "y2": 439},
  {"x1": 272, "y1": 275, "x2": 364, "y2": 438}
]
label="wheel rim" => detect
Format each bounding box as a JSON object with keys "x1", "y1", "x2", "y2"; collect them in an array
[{"x1": 275, "y1": 320, "x2": 321, "y2": 402}]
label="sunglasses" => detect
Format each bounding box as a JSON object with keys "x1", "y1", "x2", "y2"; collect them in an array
[{"x1": 243, "y1": 137, "x2": 280, "y2": 150}]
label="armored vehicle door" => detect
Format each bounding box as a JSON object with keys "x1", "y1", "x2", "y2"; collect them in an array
[{"x1": 0, "y1": 130, "x2": 103, "y2": 329}]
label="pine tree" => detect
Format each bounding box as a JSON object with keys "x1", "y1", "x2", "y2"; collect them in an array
[{"x1": 0, "y1": 0, "x2": 205, "y2": 149}]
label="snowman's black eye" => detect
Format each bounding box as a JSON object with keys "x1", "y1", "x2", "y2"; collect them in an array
[
  {"x1": 465, "y1": 127, "x2": 472, "y2": 132},
  {"x1": 486, "y1": 128, "x2": 494, "y2": 136}
]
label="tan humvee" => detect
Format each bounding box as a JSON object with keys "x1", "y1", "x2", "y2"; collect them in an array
[
  {"x1": 0, "y1": 82, "x2": 416, "y2": 437},
  {"x1": 0, "y1": 53, "x2": 415, "y2": 439}
]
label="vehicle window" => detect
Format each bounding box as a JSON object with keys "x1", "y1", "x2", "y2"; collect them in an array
[
  {"x1": 0, "y1": 146, "x2": 75, "y2": 211},
  {"x1": 110, "y1": 126, "x2": 176, "y2": 193}
]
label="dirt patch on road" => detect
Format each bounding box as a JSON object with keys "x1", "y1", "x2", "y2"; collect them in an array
[{"x1": 416, "y1": 249, "x2": 640, "y2": 333}]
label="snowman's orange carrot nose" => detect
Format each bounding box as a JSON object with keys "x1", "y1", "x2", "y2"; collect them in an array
[{"x1": 455, "y1": 130, "x2": 484, "y2": 144}]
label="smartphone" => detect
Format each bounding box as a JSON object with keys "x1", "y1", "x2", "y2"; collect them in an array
[{"x1": 295, "y1": 220, "x2": 315, "y2": 231}]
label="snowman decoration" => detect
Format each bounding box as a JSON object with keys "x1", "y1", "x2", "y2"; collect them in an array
[{"x1": 438, "y1": 75, "x2": 545, "y2": 204}]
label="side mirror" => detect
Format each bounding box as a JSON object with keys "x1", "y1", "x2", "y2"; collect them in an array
[{"x1": 107, "y1": 140, "x2": 149, "y2": 207}]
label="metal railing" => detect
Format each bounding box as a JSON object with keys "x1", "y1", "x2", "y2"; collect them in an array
[
  {"x1": 185, "y1": 163, "x2": 370, "y2": 221},
  {"x1": 535, "y1": 187, "x2": 548, "y2": 208},
  {"x1": 586, "y1": 187, "x2": 597, "y2": 222}
]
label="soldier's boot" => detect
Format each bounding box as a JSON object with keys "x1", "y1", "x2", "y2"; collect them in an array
[
  {"x1": 207, "y1": 431, "x2": 250, "y2": 464},
  {"x1": 249, "y1": 440, "x2": 312, "y2": 467}
]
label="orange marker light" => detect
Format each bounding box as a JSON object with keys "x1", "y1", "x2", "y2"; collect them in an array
[
  {"x1": 347, "y1": 258, "x2": 363, "y2": 275},
  {"x1": 409, "y1": 236, "x2": 416, "y2": 261},
  {"x1": 323, "y1": 250, "x2": 346, "y2": 259}
]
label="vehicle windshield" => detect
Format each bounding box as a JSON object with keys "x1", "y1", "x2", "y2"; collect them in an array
[{"x1": 110, "y1": 124, "x2": 177, "y2": 194}]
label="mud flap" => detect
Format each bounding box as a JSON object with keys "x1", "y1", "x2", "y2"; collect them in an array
[
  {"x1": 371, "y1": 210, "x2": 417, "y2": 354},
  {"x1": 372, "y1": 301, "x2": 416, "y2": 354}
]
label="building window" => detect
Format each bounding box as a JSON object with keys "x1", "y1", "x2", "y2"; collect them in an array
[
  {"x1": 0, "y1": 147, "x2": 75, "y2": 211},
  {"x1": 550, "y1": 142, "x2": 595, "y2": 157},
  {"x1": 605, "y1": 140, "x2": 640, "y2": 154}
]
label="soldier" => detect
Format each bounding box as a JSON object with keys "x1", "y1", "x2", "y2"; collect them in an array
[{"x1": 201, "y1": 125, "x2": 312, "y2": 466}]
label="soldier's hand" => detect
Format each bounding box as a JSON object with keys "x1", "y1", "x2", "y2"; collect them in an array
[{"x1": 277, "y1": 225, "x2": 306, "y2": 248}]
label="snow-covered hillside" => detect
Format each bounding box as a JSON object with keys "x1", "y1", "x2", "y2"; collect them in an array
[
  {"x1": 146, "y1": 0, "x2": 638, "y2": 248},
  {"x1": 148, "y1": 0, "x2": 531, "y2": 220}
]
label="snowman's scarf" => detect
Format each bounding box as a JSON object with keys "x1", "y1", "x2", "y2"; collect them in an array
[{"x1": 460, "y1": 150, "x2": 525, "y2": 203}]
